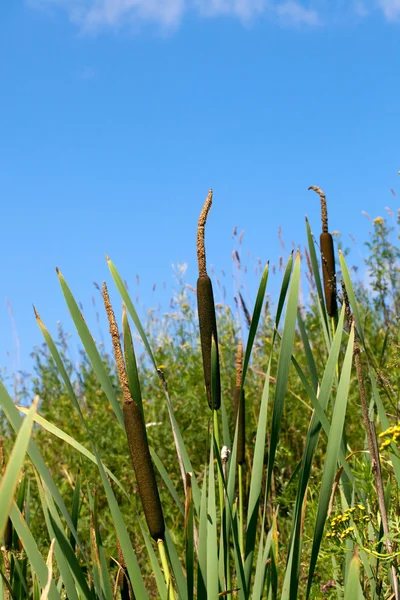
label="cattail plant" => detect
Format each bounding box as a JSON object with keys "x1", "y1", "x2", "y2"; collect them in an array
[
  {"x1": 102, "y1": 283, "x2": 165, "y2": 543},
  {"x1": 309, "y1": 185, "x2": 337, "y2": 317},
  {"x1": 233, "y1": 340, "x2": 245, "y2": 466},
  {"x1": 196, "y1": 188, "x2": 221, "y2": 409}
]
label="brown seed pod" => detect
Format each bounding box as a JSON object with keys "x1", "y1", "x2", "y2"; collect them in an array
[
  {"x1": 233, "y1": 387, "x2": 245, "y2": 465},
  {"x1": 309, "y1": 185, "x2": 337, "y2": 317},
  {"x1": 123, "y1": 401, "x2": 165, "y2": 542},
  {"x1": 197, "y1": 275, "x2": 221, "y2": 409},
  {"x1": 320, "y1": 232, "x2": 337, "y2": 317},
  {"x1": 196, "y1": 189, "x2": 221, "y2": 410}
]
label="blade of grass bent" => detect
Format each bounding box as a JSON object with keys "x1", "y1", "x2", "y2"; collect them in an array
[
  {"x1": 0, "y1": 397, "x2": 37, "y2": 540},
  {"x1": 56, "y1": 270, "x2": 124, "y2": 428},
  {"x1": 266, "y1": 251, "x2": 301, "y2": 499},
  {"x1": 306, "y1": 326, "x2": 355, "y2": 599},
  {"x1": 17, "y1": 407, "x2": 128, "y2": 497}
]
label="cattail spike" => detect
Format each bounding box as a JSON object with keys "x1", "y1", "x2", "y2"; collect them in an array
[
  {"x1": 103, "y1": 284, "x2": 164, "y2": 541},
  {"x1": 197, "y1": 189, "x2": 213, "y2": 278},
  {"x1": 233, "y1": 340, "x2": 245, "y2": 465},
  {"x1": 196, "y1": 189, "x2": 221, "y2": 410},
  {"x1": 309, "y1": 185, "x2": 337, "y2": 317},
  {"x1": 124, "y1": 401, "x2": 165, "y2": 541},
  {"x1": 309, "y1": 185, "x2": 328, "y2": 233},
  {"x1": 102, "y1": 282, "x2": 131, "y2": 404},
  {"x1": 235, "y1": 340, "x2": 243, "y2": 387}
]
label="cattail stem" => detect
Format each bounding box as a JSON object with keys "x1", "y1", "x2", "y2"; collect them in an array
[
  {"x1": 238, "y1": 463, "x2": 244, "y2": 560},
  {"x1": 213, "y1": 410, "x2": 224, "y2": 518},
  {"x1": 158, "y1": 539, "x2": 174, "y2": 600}
]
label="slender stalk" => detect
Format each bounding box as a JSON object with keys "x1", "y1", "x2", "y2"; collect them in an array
[
  {"x1": 158, "y1": 540, "x2": 175, "y2": 600},
  {"x1": 238, "y1": 463, "x2": 244, "y2": 560},
  {"x1": 213, "y1": 410, "x2": 224, "y2": 518}
]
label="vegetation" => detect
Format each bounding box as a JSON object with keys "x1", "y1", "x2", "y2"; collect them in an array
[{"x1": 1, "y1": 188, "x2": 400, "y2": 599}]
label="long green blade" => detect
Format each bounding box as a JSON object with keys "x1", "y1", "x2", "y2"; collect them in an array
[
  {"x1": 0, "y1": 397, "x2": 37, "y2": 540},
  {"x1": 306, "y1": 326, "x2": 355, "y2": 599}
]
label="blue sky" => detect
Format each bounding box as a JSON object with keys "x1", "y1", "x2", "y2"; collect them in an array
[{"x1": 1, "y1": 0, "x2": 399, "y2": 390}]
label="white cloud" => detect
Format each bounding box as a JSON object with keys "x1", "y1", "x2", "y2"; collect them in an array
[
  {"x1": 194, "y1": 0, "x2": 267, "y2": 20},
  {"x1": 29, "y1": 0, "x2": 400, "y2": 30},
  {"x1": 376, "y1": 0, "x2": 400, "y2": 20},
  {"x1": 274, "y1": 1, "x2": 320, "y2": 25},
  {"x1": 84, "y1": 0, "x2": 185, "y2": 28}
]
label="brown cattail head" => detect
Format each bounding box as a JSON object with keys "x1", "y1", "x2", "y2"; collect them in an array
[
  {"x1": 309, "y1": 186, "x2": 337, "y2": 317},
  {"x1": 102, "y1": 285, "x2": 164, "y2": 541},
  {"x1": 124, "y1": 401, "x2": 165, "y2": 541},
  {"x1": 196, "y1": 189, "x2": 221, "y2": 410},
  {"x1": 233, "y1": 341, "x2": 245, "y2": 465},
  {"x1": 320, "y1": 232, "x2": 337, "y2": 317},
  {"x1": 197, "y1": 275, "x2": 221, "y2": 410}
]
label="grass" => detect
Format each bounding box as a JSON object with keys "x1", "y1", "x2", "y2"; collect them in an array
[{"x1": 0, "y1": 189, "x2": 400, "y2": 599}]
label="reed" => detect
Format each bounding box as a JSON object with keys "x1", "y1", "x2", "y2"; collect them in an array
[
  {"x1": 233, "y1": 341, "x2": 245, "y2": 466},
  {"x1": 309, "y1": 185, "x2": 337, "y2": 317},
  {"x1": 102, "y1": 283, "x2": 165, "y2": 543},
  {"x1": 196, "y1": 188, "x2": 221, "y2": 409}
]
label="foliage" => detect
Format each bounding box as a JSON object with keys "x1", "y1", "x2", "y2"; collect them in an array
[{"x1": 1, "y1": 199, "x2": 400, "y2": 599}]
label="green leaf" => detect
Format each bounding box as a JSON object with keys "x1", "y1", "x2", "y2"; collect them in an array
[
  {"x1": 242, "y1": 262, "x2": 269, "y2": 387},
  {"x1": 344, "y1": 551, "x2": 364, "y2": 600},
  {"x1": 55, "y1": 270, "x2": 124, "y2": 428},
  {"x1": 0, "y1": 397, "x2": 37, "y2": 541},
  {"x1": 306, "y1": 326, "x2": 355, "y2": 599},
  {"x1": 207, "y1": 439, "x2": 219, "y2": 599},
  {"x1": 17, "y1": 406, "x2": 128, "y2": 498},
  {"x1": 244, "y1": 361, "x2": 271, "y2": 589},
  {"x1": 266, "y1": 251, "x2": 301, "y2": 498}
]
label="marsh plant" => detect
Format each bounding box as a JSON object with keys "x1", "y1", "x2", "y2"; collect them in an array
[{"x1": 0, "y1": 187, "x2": 400, "y2": 599}]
